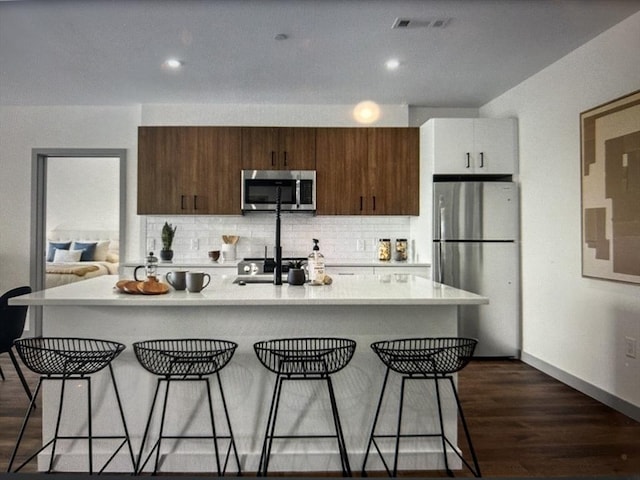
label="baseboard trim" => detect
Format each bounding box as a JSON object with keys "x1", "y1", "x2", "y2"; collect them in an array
[{"x1": 521, "y1": 351, "x2": 640, "y2": 422}]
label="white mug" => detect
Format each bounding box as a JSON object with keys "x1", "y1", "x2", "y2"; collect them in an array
[{"x1": 186, "y1": 271, "x2": 211, "y2": 293}]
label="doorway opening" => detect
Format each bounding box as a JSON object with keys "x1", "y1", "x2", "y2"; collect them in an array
[{"x1": 30, "y1": 148, "x2": 126, "y2": 335}]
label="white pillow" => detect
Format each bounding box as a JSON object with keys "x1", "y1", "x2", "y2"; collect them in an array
[
  {"x1": 108, "y1": 239, "x2": 120, "y2": 254},
  {"x1": 53, "y1": 248, "x2": 82, "y2": 263},
  {"x1": 106, "y1": 251, "x2": 119, "y2": 263},
  {"x1": 91, "y1": 240, "x2": 110, "y2": 261}
]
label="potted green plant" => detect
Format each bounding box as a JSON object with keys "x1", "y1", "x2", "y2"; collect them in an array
[
  {"x1": 287, "y1": 260, "x2": 306, "y2": 285},
  {"x1": 160, "y1": 222, "x2": 177, "y2": 261}
]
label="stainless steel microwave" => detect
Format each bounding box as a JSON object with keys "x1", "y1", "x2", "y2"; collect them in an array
[{"x1": 241, "y1": 170, "x2": 316, "y2": 212}]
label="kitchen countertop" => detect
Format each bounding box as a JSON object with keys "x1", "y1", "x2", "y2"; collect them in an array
[
  {"x1": 327, "y1": 261, "x2": 431, "y2": 267},
  {"x1": 123, "y1": 260, "x2": 431, "y2": 268},
  {"x1": 12, "y1": 274, "x2": 484, "y2": 307},
  {"x1": 22, "y1": 273, "x2": 483, "y2": 473}
]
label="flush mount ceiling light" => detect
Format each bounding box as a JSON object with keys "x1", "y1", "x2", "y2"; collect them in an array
[
  {"x1": 353, "y1": 100, "x2": 381, "y2": 124},
  {"x1": 162, "y1": 58, "x2": 183, "y2": 69},
  {"x1": 385, "y1": 58, "x2": 400, "y2": 70}
]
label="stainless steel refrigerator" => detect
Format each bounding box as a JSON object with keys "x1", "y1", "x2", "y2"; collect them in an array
[{"x1": 433, "y1": 181, "x2": 520, "y2": 357}]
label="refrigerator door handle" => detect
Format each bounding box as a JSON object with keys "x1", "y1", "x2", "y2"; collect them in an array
[
  {"x1": 439, "y1": 242, "x2": 444, "y2": 283},
  {"x1": 436, "y1": 195, "x2": 446, "y2": 240},
  {"x1": 434, "y1": 242, "x2": 444, "y2": 284}
]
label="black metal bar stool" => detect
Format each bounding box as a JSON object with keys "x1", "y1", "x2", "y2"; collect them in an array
[
  {"x1": 8, "y1": 337, "x2": 135, "y2": 473},
  {"x1": 253, "y1": 337, "x2": 356, "y2": 476},
  {"x1": 361, "y1": 337, "x2": 480, "y2": 477},
  {"x1": 133, "y1": 338, "x2": 241, "y2": 475}
]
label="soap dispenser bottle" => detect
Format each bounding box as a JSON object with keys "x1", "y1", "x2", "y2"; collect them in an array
[{"x1": 307, "y1": 239, "x2": 325, "y2": 285}]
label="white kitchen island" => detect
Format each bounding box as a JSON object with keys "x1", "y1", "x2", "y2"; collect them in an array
[{"x1": 11, "y1": 274, "x2": 488, "y2": 474}]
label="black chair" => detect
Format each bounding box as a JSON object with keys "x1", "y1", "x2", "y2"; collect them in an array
[
  {"x1": 8, "y1": 337, "x2": 136, "y2": 473},
  {"x1": 254, "y1": 337, "x2": 356, "y2": 476},
  {"x1": 361, "y1": 337, "x2": 481, "y2": 477},
  {"x1": 0, "y1": 286, "x2": 33, "y2": 402},
  {"x1": 133, "y1": 338, "x2": 242, "y2": 475}
]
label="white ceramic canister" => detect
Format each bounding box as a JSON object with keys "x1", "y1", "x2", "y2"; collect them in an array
[{"x1": 220, "y1": 243, "x2": 236, "y2": 262}]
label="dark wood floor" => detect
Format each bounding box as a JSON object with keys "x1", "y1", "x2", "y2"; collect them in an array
[{"x1": 0, "y1": 355, "x2": 639, "y2": 477}]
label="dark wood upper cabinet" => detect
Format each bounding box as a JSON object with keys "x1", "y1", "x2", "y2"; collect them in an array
[
  {"x1": 367, "y1": 128, "x2": 419, "y2": 215},
  {"x1": 316, "y1": 128, "x2": 368, "y2": 215},
  {"x1": 316, "y1": 127, "x2": 419, "y2": 215},
  {"x1": 137, "y1": 126, "x2": 242, "y2": 215},
  {"x1": 138, "y1": 126, "x2": 417, "y2": 216},
  {"x1": 241, "y1": 127, "x2": 316, "y2": 170},
  {"x1": 197, "y1": 127, "x2": 243, "y2": 214}
]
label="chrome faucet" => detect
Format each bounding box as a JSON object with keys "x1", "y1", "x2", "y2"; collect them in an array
[{"x1": 274, "y1": 187, "x2": 283, "y2": 285}]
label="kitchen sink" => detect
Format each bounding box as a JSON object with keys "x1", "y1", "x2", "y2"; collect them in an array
[
  {"x1": 237, "y1": 257, "x2": 307, "y2": 275},
  {"x1": 233, "y1": 275, "x2": 286, "y2": 284}
]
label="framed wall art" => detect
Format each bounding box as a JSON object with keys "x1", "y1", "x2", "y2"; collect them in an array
[{"x1": 581, "y1": 90, "x2": 640, "y2": 284}]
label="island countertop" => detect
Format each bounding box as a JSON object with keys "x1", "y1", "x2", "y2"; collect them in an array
[
  {"x1": 11, "y1": 274, "x2": 488, "y2": 307},
  {"x1": 14, "y1": 274, "x2": 488, "y2": 473}
]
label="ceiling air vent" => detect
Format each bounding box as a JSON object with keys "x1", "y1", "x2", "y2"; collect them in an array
[
  {"x1": 432, "y1": 18, "x2": 452, "y2": 28},
  {"x1": 392, "y1": 18, "x2": 412, "y2": 29},
  {"x1": 391, "y1": 17, "x2": 452, "y2": 29}
]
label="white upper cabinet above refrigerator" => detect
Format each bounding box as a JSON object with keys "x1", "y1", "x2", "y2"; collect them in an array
[{"x1": 426, "y1": 118, "x2": 518, "y2": 175}]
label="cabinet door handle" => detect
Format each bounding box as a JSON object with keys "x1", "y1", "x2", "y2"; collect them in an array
[
  {"x1": 283, "y1": 151, "x2": 288, "y2": 167},
  {"x1": 466, "y1": 153, "x2": 471, "y2": 168},
  {"x1": 194, "y1": 195, "x2": 198, "y2": 210},
  {"x1": 372, "y1": 196, "x2": 376, "y2": 211},
  {"x1": 479, "y1": 152, "x2": 484, "y2": 168},
  {"x1": 271, "y1": 151, "x2": 276, "y2": 167},
  {"x1": 181, "y1": 195, "x2": 186, "y2": 210},
  {"x1": 360, "y1": 196, "x2": 363, "y2": 211}
]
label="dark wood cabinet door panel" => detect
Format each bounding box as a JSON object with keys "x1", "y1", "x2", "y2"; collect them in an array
[
  {"x1": 316, "y1": 128, "x2": 368, "y2": 215},
  {"x1": 241, "y1": 127, "x2": 279, "y2": 169},
  {"x1": 316, "y1": 127, "x2": 418, "y2": 216},
  {"x1": 367, "y1": 128, "x2": 419, "y2": 215},
  {"x1": 138, "y1": 126, "x2": 190, "y2": 214},
  {"x1": 138, "y1": 127, "x2": 241, "y2": 215},
  {"x1": 196, "y1": 127, "x2": 242, "y2": 215},
  {"x1": 242, "y1": 127, "x2": 316, "y2": 170},
  {"x1": 279, "y1": 127, "x2": 316, "y2": 170}
]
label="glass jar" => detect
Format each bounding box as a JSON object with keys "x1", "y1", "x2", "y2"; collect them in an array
[
  {"x1": 377, "y1": 239, "x2": 391, "y2": 261},
  {"x1": 394, "y1": 239, "x2": 408, "y2": 262}
]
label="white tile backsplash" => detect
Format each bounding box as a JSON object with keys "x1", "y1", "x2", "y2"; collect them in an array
[{"x1": 145, "y1": 215, "x2": 412, "y2": 263}]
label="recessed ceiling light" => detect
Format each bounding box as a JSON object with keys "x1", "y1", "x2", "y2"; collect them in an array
[
  {"x1": 385, "y1": 58, "x2": 400, "y2": 71},
  {"x1": 163, "y1": 58, "x2": 183, "y2": 69}
]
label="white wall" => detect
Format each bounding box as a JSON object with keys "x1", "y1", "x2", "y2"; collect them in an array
[
  {"x1": 481, "y1": 12, "x2": 640, "y2": 412},
  {"x1": 140, "y1": 103, "x2": 409, "y2": 127},
  {"x1": 145, "y1": 215, "x2": 412, "y2": 264},
  {"x1": 408, "y1": 107, "x2": 479, "y2": 127},
  {"x1": 0, "y1": 106, "x2": 141, "y2": 293},
  {"x1": 46, "y1": 157, "x2": 119, "y2": 233}
]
